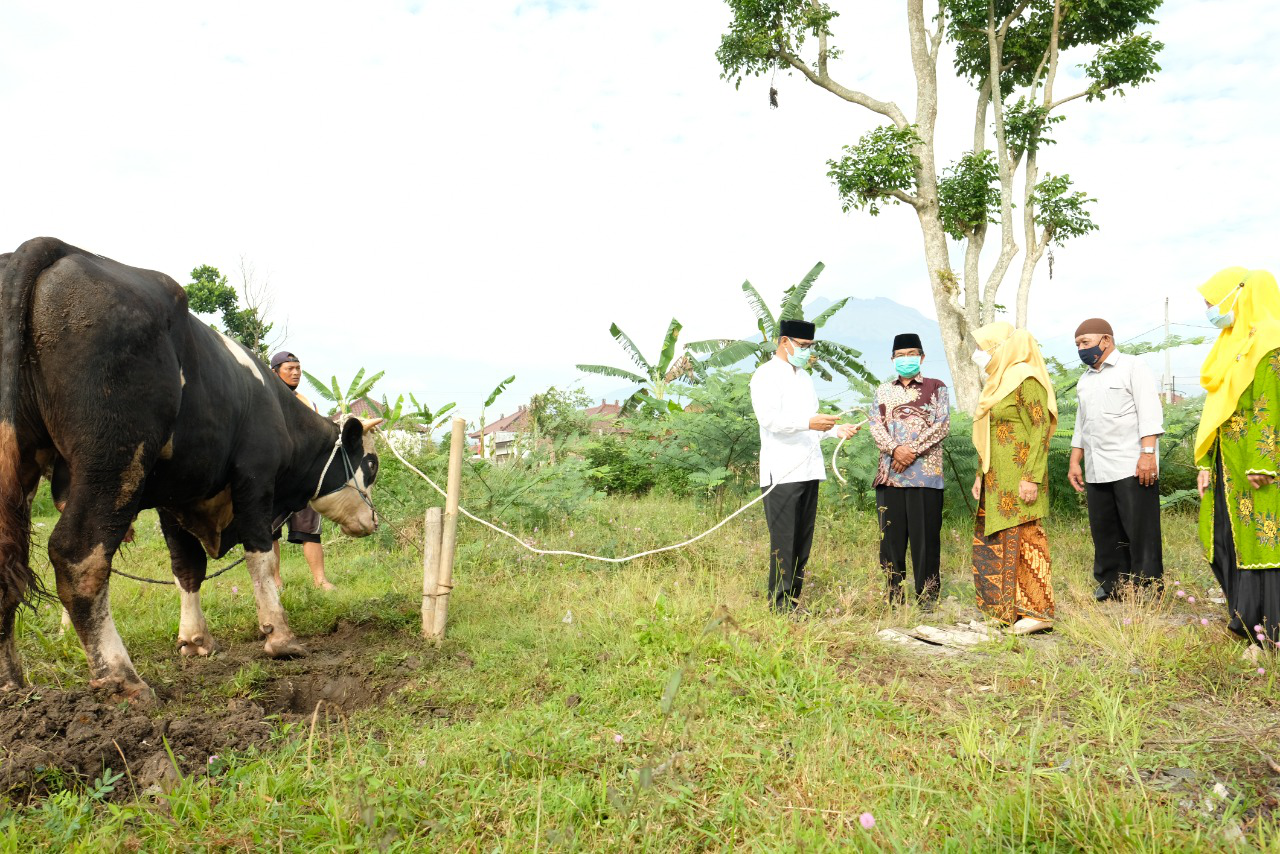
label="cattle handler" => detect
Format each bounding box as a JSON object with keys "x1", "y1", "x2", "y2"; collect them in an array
[{"x1": 270, "y1": 350, "x2": 337, "y2": 590}]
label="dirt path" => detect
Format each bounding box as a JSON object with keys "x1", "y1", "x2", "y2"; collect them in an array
[{"x1": 0, "y1": 619, "x2": 424, "y2": 801}]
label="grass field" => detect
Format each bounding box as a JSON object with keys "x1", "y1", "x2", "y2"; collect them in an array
[{"x1": 1, "y1": 489, "x2": 1278, "y2": 852}]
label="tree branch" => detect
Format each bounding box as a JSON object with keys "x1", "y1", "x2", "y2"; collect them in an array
[
  {"x1": 774, "y1": 48, "x2": 908, "y2": 126},
  {"x1": 812, "y1": 0, "x2": 829, "y2": 78},
  {"x1": 1047, "y1": 90, "x2": 1090, "y2": 112},
  {"x1": 998, "y1": 1, "x2": 1031, "y2": 38},
  {"x1": 889, "y1": 189, "x2": 924, "y2": 209},
  {"x1": 930, "y1": 6, "x2": 946, "y2": 62}
]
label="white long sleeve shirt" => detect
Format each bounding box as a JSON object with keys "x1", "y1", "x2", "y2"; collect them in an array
[
  {"x1": 750, "y1": 355, "x2": 836, "y2": 487},
  {"x1": 1071, "y1": 350, "x2": 1165, "y2": 483}
]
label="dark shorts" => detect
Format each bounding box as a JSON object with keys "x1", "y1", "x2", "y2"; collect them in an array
[{"x1": 272, "y1": 506, "x2": 322, "y2": 545}]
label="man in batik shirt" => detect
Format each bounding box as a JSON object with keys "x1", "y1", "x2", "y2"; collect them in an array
[{"x1": 868, "y1": 333, "x2": 950, "y2": 606}]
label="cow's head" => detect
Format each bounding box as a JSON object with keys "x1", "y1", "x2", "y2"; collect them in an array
[{"x1": 310, "y1": 416, "x2": 384, "y2": 536}]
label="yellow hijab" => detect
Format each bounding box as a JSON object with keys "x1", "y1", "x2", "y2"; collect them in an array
[
  {"x1": 1194, "y1": 268, "x2": 1280, "y2": 461},
  {"x1": 971, "y1": 322, "x2": 1059, "y2": 473}
]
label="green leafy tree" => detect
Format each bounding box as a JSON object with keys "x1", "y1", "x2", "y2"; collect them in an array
[
  {"x1": 576, "y1": 319, "x2": 694, "y2": 414},
  {"x1": 686, "y1": 261, "x2": 874, "y2": 384},
  {"x1": 303, "y1": 367, "x2": 385, "y2": 415},
  {"x1": 527, "y1": 386, "x2": 594, "y2": 463},
  {"x1": 185, "y1": 264, "x2": 274, "y2": 359},
  {"x1": 716, "y1": 0, "x2": 1163, "y2": 409}
]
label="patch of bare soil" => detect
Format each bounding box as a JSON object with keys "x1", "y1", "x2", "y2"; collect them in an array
[
  {"x1": 2, "y1": 619, "x2": 436, "y2": 800},
  {"x1": 0, "y1": 690, "x2": 271, "y2": 800}
]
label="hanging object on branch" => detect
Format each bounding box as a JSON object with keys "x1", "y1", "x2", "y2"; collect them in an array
[{"x1": 769, "y1": 86, "x2": 779, "y2": 109}]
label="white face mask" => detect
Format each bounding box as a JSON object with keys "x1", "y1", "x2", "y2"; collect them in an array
[{"x1": 972, "y1": 349, "x2": 992, "y2": 371}]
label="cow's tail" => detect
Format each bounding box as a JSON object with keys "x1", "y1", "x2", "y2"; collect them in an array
[{"x1": 0, "y1": 237, "x2": 71, "y2": 609}]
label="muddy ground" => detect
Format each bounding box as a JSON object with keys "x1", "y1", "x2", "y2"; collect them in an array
[{"x1": 0, "y1": 619, "x2": 438, "y2": 801}]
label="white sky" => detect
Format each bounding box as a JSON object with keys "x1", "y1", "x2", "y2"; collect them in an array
[{"x1": 1, "y1": 0, "x2": 1275, "y2": 418}]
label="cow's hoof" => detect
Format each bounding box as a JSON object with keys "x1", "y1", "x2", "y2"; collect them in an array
[
  {"x1": 178, "y1": 635, "x2": 217, "y2": 657},
  {"x1": 90, "y1": 675, "x2": 156, "y2": 706},
  {"x1": 0, "y1": 677, "x2": 25, "y2": 692},
  {"x1": 264, "y1": 637, "x2": 307, "y2": 659}
]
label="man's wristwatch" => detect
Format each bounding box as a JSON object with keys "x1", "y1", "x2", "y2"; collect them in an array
[{"x1": 1141, "y1": 448, "x2": 1156, "y2": 455}]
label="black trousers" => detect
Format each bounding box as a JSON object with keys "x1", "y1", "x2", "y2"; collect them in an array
[
  {"x1": 1211, "y1": 454, "x2": 1280, "y2": 641},
  {"x1": 1084, "y1": 476, "x2": 1163, "y2": 593},
  {"x1": 876, "y1": 486, "x2": 943, "y2": 604},
  {"x1": 762, "y1": 480, "x2": 820, "y2": 611}
]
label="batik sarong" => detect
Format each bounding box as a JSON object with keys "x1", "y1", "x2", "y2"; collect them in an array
[{"x1": 972, "y1": 494, "x2": 1055, "y2": 624}]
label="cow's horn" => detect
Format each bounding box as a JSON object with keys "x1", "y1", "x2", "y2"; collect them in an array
[{"x1": 359, "y1": 417, "x2": 385, "y2": 431}]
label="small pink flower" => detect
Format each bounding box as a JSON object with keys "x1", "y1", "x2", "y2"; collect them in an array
[
  {"x1": 208, "y1": 754, "x2": 220, "y2": 764},
  {"x1": 1201, "y1": 619, "x2": 1210, "y2": 626},
  {"x1": 1259, "y1": 668, "x2": 1267, "y2": 676},
  {"x1": 859, "y1": 813, "x2": 875, "y2": 829},
  {"x1": 569, "y1": 530, "x2": 575, "y2": 538},
  {"x1": 1173, "y1": 581, "x2": 1181, "y2": 587},
  {"x1": 614, "y1": 733, "x2": 623, "y2": 744},
  {"x1": 1256, "y1": 624, "x2": 1265, "y2": 633},
  {"x1": 1175, "y1": 590, "x2": 1186, "y2": 598},
  {"x1": 1123, "y1": 618, "x2": 1133, "y2": 626},
  {"x1": 1187, "y1": 597, "x2": 1196, "y2": 604},
  {"x1": 231, "y1": 585, "x2": 239, "y2": 594}
]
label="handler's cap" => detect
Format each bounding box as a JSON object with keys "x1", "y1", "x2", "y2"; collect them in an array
[
  {"x1": 779, "y1": 319, "x2": 816, "y2": 341},
  {"x1": 270, "y1": 351, "x2": 300, "y2": 370},
  {"x1": 1073, "y1": 318, "x2": 1114, "y2": 339}
]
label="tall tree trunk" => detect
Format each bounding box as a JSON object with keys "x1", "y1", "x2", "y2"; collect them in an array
[{"x1": 909, "y1": 0, "x2": 982, "y2": 412}]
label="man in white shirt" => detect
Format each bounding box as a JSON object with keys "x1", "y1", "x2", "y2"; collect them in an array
[
  {"x1": 750, "y1": 319, "x2": 861, "y2": 612},
  {"x1": 1067, "y1": 318, "x2": 1165, "y2": 601}
]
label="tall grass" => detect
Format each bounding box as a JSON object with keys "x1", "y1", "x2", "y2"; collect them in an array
[{"x1": 1, "y1": 490, "x2": 1275, "y2": 851}]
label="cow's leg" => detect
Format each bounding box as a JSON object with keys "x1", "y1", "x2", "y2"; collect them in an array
[
  {"x1": 0, "y1": 444, "x2": 50, "y2": 690},
  {"x1": 48, "y1": 475, "x2": 151, "y2": 703},
  {"x1": 157, "y1": 510, "x2": 216, "y2": 657},
  {"x1": 245, "y1": 549, "x2": 306, "y2": 658}
]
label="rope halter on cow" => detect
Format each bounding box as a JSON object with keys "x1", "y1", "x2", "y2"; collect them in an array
[{"x1": 312, "y1": 414, "x2": 376, "y2": 513}]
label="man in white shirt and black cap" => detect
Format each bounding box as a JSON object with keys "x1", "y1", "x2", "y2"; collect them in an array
[
  {"x1": 1068, "y1": 318, "x2": 1165, "y2": 600},
  {"x1": 750, "y1": 319, "x2": 861, "y2": 612}
]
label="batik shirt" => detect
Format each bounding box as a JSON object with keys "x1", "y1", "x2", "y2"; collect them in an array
[
  {"x1": 867, "y1": 376, "x2": 949, "y2": 489},
  {"x1": 1197, "y1": 348, "x2": 1280, "y2": 569},
  {"x1": 981, "y1": 378, "x2": 1052, "y2": 536}
]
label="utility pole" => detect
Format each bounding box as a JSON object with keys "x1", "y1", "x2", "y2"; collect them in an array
[{"x1": 1164, "y1": 297, "x2": 1174, "y2": 404}]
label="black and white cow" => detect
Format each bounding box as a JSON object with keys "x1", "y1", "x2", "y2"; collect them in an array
[{"x1": 0, "y1": 237, "x2": 383, "y2": 702}]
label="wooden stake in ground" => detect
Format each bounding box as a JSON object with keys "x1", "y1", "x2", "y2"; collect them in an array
[
  {"x1": 421, "y1": 506, "x2": 443, "y2": 638},
  {"x1": 429, "y1": 417, "x2": 466, "y2": 643}
]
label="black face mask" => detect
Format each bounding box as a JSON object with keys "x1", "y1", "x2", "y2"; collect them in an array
[{"x1": 1078, "y1": 345, "x2": 1105, "y2": 367}]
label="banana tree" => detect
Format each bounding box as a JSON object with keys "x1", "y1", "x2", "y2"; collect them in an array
[
  {"x1": 377, "y1": 393, "x2": 457, "y2": 433},
  {"x1": 302, "y1": 367, "x2": 385, "y2": 414},
  {"x1": 477, "y1": 374, "x2": 516, "y2": 459},
  {"x1": 686, "y1": 262, "x2": 874, "y2": 384},
  {"x1": 575, "y1": 318, "x2": 693, "y2": 415}
]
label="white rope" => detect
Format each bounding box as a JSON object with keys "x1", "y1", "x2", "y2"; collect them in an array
[
  {"x1": 378, "y1": 410, "x2": 870, "y2": 565},
  {"x1": 831, "y1": 411, "x2": 870, "y2": 485}
]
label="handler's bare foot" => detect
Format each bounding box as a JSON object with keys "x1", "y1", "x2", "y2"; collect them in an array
[
  {"x1": 315, "y1": 580, "x2": 336, "y2": 591},
  {"x1": 1010, "y1": 617, "x2": 1053, "y2": 635}
]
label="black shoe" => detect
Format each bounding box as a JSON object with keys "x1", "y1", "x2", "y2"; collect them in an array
[{"x1": 1094, "y1": 585, "x2": 1114, "y2": 602}]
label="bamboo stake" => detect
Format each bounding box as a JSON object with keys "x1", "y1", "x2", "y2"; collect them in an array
[
  {"x1": 429, "y1": 417, "x2": 466, "y2": 642},
  {"x1": 421, "y1": 506, "x2": 443, "y2": 638}
]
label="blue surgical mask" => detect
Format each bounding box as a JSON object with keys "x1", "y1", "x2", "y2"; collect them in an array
[
  {"x1": 787, "y1": 345, "x2": 812, "y2": 368},
  {"x1": 893, "y1": 356, "x2": 922, "y2": 378},
  {"x1": 1207, "y1": 286, "x2": 1243, "y2": 329}
]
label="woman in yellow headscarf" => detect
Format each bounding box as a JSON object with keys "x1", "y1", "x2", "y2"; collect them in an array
[
  {"x1": 968, "y1": 322, "x2": 1058, "y2": 634},
  {"x1": 1195, "y1": 268, "x2": 1280, "y2": 650}
]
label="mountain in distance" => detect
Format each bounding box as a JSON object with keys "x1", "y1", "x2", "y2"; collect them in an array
[{"x1": 804, "y1": 295, "x2": 950, "y2": 394}]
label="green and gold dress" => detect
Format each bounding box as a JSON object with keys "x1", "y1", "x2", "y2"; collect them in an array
[{"x1": 972, "y1": 377, "x2": 1055, "y2": 623}]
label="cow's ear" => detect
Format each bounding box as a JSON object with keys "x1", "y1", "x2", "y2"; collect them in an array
[
  {"x1": 340, "y1": 415, "x2": 365, "y2": 459},
  {"x1": 359, "y1": 417, "x2": 384, "y2": 432}
]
